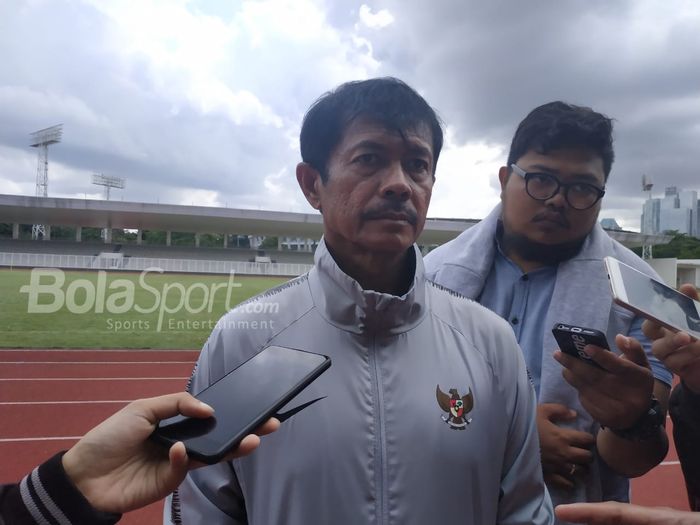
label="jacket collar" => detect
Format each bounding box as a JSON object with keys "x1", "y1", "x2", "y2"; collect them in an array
[{"x1": 308, "y1": 238, "x2": 428, "y2": 335}]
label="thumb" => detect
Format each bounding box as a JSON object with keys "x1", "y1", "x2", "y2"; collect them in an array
[
  {"x1": 679, "y1": 283, "x2": 699, "y2": 301},
  {"x1": 539, "y1": 403, "x2": 576, "y2": 422},
  {"x1": 615, "y1": 335, "x2": 650, "y2": 368}
]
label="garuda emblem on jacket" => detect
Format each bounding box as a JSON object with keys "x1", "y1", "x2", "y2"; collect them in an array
[{"x1": 436, "y1": 385, "x2": 474, "y2": 430}]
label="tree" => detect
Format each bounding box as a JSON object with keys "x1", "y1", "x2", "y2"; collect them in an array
[
  {"x1": 199, "y1": 233, "x2": 224, "y2": 247},
  {"x1": 633, "y1": 232, "x2": 700, "y2": 259},
  {"x1": 259, "y1": 236, "x2": 279, "y2": 250}
]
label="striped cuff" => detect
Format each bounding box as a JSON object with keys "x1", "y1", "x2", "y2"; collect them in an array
[{"x1": 18, "y1": 452, "x2": 121, "y2": 525}]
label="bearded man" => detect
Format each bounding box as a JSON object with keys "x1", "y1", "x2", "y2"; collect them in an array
[{"x1": 425, "y1": 102, "x2": 672, "y2": 521}]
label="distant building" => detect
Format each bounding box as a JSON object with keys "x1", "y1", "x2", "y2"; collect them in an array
[
  {"x1": 600, "y1": 218, "x2": 622, "y2": 230},
  {"x1": 641, "y1": 186, "x2": 698, "y2": 238}
]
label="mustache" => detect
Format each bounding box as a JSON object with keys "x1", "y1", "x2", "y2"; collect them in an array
[
  {"x1": 532, "y1": 211, "x2": 570, "y2": 228},
  {"x1": 361, "y1": 203, "x2": 418, "y2": 225}
]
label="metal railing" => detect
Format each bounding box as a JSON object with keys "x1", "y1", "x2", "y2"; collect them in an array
[{"x1": 0, "y1": 252, "x2": 313, "y2": 277}]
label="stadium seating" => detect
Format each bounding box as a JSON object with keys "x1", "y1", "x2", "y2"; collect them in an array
[{"x1": 0, "y1": 239, "x2": 315, "y2": 264}]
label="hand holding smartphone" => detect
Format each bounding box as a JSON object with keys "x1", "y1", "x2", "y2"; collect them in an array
[
  {"x1": 552, "y1": 323, "x2": 610, "y2": 367},
  {"x1": 604, "y1": 257, "x2": 700, "y2": 340},
  {"x1": 151, "y1": 345, "x2": 331, "y2": 464}
]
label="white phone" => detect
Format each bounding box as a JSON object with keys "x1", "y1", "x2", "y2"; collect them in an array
[{"x1": 604, "y1": 256, "x2": 700, "y2": 340}]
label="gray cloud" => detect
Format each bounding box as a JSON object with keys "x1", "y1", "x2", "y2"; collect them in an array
[
  {"x1": 362, "y1": 0, "x2": 700, "y2": 221},
  {"x1": 1, "y1": 0, "x2": 698, "y2": 230}
]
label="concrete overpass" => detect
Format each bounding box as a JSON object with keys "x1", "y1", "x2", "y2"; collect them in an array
[{"x1": 0, "y1": 193, "x2": 672, "y2": 249}]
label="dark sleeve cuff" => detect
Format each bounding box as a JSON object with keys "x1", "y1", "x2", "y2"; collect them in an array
[
  {"x1": 670, "y1": 383, "x2": 700, "y2": 512},
  {"x1": 676, "y1": 381, "x2": 700, "y2": 407},
  {"x1": 17, "y1": 452, "x2": 122, "y2": 525}
]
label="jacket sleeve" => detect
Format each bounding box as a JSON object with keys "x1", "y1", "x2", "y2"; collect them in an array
[
  {"x1": 163, "y1": 339, "x2": 249, "y2": 525},
  {"x1": 497, "y1": 332, "x2": 555, "y2": 525},
  {"x1": 0, "y1": 453, "x2": 121, "y2": 525},
  {"x1": 670, "y1": 382, "x2": 700, "y2": 511}
]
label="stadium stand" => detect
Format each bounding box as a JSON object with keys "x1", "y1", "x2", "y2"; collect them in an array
[{"x1": 0, "y1": 239, "x2": 315, "y2": 265}]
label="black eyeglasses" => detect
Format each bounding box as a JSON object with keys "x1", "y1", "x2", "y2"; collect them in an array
[{"x1": 510, "y1": 164, "x2": 605, "y2": 210}]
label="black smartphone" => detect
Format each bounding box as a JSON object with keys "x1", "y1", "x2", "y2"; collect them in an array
[
  {"x1": 552, "y1": 323, "x2": 610, "y2": 367},
  {"x1": 151, "y1": 345, "x2": 331, "y2": 464}
]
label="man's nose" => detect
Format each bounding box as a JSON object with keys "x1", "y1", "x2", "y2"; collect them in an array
[
  {"x1": 380, "y1": 163, "x2": 412, "y2": 200},
  {"x1": 544, "y1": 187, "x2": 567, "y2": 209}
]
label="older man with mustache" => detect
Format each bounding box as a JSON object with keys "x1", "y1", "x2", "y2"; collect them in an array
[
  {"x1": 165, "y1": 78, "x2": 554, "y2": 525},
  {"x1": 425, "y1": 102, "x2": 672, "y2": 521}
]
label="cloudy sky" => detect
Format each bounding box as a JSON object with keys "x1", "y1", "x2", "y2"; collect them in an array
[{"x1": 1, "y1": 0, "x2": 699, "y2": 230}]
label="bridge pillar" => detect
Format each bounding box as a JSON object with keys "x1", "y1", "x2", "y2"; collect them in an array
[
  {"x1": 12, "y1": 223, "x2": 19, "y2": 240},
  {"x1": 75, "y1": 226, "x2": 82, "y2": 242}
]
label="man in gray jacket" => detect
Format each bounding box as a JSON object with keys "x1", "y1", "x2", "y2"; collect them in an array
[
  {"x1": 424, "y1": 102, "x2": 672, "y2": 516},
  {"x1": 165, "y1": 77, "x2": 554, "y2": 524}
]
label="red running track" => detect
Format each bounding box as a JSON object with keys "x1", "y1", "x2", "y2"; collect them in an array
[
  {"x1": 0, "y1": 349, "x2": 690, "y2": 524},
  {"x1": 0, "y1": 349, "x2": 198, "y2": 525}
]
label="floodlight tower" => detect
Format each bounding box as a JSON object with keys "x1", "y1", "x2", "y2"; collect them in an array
[
  {"x1": 641, "y1": 174, "x2": 654, "y2": 260},
  {"x1": 92, "y1": 173, "x2": 126, "y2": 200},
  {"x1": 92, "y1": 174, "x2": 126, "y2": 241},
  {"x1": 30, "y1": 124, "x2": 63, "y2": 239}
]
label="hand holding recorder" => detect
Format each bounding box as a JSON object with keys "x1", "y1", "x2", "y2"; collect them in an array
[
  {"x1": 63, "y1": 392, "x2": 279, "y2": 514},
  {"x1": 554, "y1": 332, "x2": 655, "y2": 430},
  {"x1": 643, "y1": 283, "x2": 700, "y2": 394}
]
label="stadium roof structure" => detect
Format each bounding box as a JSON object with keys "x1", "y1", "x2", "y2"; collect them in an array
[{"x1": 0, "y1": 193, "x2": 672, "y2": 248}]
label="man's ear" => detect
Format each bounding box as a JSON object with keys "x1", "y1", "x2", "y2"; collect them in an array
[
  {"x1": 498, "y1": 166, "x2": 510, "y2": 197},
  {"x1": 296, "y1": 162, "x2": 323, "y2": 212}
]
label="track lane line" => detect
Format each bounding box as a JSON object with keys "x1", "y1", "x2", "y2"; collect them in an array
[
  {"x1": 0, "y1": 360, "x2": 195, "y2": 365},
  {"x1": 0, "y1": 377, "x2": 188, "y2": 381},
  {"x1": 0, "y1": 400, "x2": 135, "y2": 405},
  {"x1": 0, "y1": 437, "x2": 82, "y2": 443}
]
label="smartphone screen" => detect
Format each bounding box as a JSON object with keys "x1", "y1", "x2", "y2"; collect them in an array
[
  {"x1": 605, "y1": 257, "x2": 700, "y2": 339},
  {"x1": 152, "y1": 345, "x2": 330, "y2": 463}
]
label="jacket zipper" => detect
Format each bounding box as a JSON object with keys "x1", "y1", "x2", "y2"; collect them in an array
[{"x1": 369, "y1": 335, "x2": 388, "y2": 524}]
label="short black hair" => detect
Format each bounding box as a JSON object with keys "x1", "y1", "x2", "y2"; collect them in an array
[
  {"x1": 300, "y1": 77, "x2": 443, "y2": 181},
  {"x1": 507, "y1": 101, "x2": 615, "y2": 179}
]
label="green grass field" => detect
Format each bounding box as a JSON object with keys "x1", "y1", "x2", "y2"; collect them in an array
[{"x1": 0, "y1": 268, "x2": 288, "y2": 349}]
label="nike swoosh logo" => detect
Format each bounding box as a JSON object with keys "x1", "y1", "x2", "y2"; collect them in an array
[{"x1": 274, "y1": 396, "x2": 327, "y2": 422}]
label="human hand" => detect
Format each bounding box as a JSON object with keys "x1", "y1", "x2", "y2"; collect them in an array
[
  {"x1": 555, "y1": 501, "x2": 700, "y2": 524},
  {"x1": 62, "y1": 392, "x2": 280, "y2": 514},
  {"x1": 537, "y1": 403, "x2": 595, "y2": 490},
  {"x1": 554, "y1": 335, "x2": 654, "y2": 429},
  {"x1": 643, "y1": 284, "x2": 700, "y2": 394}
]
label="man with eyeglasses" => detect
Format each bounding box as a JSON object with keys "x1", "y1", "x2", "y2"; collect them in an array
[{"x1": 425, "y1": 102, "x2": 672, "y2": 517}]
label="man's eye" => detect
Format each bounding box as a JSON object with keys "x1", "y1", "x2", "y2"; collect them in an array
[
  {"x1": 529, "y1": 173, "x2": 555, "y2": 185},
  {"x1": 355, "y1": 153, "x2": 379, "y2": 165},
  {"x1": 408, "y1": 159, "x2": 429, "y2": 172},
  {"x1": 571, "y1": 183, "x2": 598, "y2": 196}
]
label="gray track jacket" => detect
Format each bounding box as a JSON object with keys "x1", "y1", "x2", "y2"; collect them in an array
[{"x1": 165, "y1": 240, "x2": 554, "y2": 525}]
